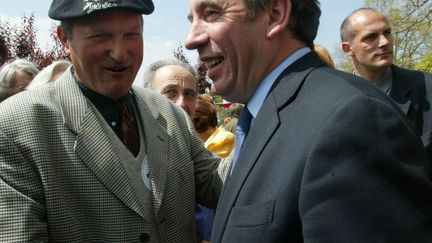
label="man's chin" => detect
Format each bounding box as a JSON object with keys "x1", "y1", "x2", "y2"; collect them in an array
[
  {"x1": 106, "y1": 85, "x2": 132, "y2": 99},
  {"x1": 375, "y1": 59, "x2": 393, "y2": 69}
]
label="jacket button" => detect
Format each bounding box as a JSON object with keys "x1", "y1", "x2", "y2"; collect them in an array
[{"x1": 140, "y1": 233, "x2": 150, "y2": 242}]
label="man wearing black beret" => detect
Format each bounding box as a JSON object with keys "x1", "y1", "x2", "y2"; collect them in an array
[{"x1": 0, "y1": 0, "x2": 227, "y2": 242}]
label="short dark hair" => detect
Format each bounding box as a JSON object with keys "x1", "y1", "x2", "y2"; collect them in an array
[
  {"x1": 244, "y1": 0, "x2": 321, "y2": 48},
  {"x1": 60, "y1": 21, "x2": 74, "y2": 39}
]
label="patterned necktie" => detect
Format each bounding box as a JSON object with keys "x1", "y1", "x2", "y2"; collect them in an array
[
  {"x1": 119, "y1": 102, "x2": 140, "y2": 157},
  {"x1": 230, "y1": 106, "x2": 253, "y2": 173}
]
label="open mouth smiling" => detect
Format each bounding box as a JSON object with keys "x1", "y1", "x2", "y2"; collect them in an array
[{"x1": 204, "y1": 57, "x2": 224, "y2": 69}]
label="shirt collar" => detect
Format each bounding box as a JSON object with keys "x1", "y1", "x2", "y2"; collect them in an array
[
  {"x1": 247, "y1": 47, "x2": 310, "y2": 118},
  {"x1": 372, "y1": 66, "x2": 393, "y2": 95},
  {"x1": 72, "y1": 68, "x2": 135, "y2": 136}
]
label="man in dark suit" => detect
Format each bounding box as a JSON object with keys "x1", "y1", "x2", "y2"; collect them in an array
[
  {"x1": 186, "y1": 0, "x2": 432, "y2": 242},
  {"x1": 341, "y1": 7, "x2": 432, "y2": 164}
]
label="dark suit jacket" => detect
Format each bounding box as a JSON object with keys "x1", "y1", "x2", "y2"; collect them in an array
[
  {"x1": 211, "y1": 52, "x2": 432, "y2": 242},
  {"x1": 390, "y1": 65, "x2": 432, "y2": 164}
]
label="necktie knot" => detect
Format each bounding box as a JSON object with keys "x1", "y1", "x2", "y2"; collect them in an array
[
  {"x1": 231, "y1": 106, "x2": 253, "y2": 173},
  {"x1": 237, "y1": 107, "x2": 253, "y2": 135}
]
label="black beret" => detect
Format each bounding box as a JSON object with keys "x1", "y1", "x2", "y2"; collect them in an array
[{"x1": 49, "y1": 0, "x2": 154, "y2": 20}]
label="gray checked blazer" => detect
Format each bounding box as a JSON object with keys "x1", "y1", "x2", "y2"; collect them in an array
[{"x1": 0, "y1": 68, "x2": 225, "y2": 242}]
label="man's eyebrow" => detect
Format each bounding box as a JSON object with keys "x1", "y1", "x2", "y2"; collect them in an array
[
  {"x1": 184, "y1": 87, "x2": 197, "y2": 93},
  {"x1": 161, "y1": 84, "x2": 179, "y2": 91},
  {"x1": 187, "y1": 0, "x2": 218, "y2": 22}
]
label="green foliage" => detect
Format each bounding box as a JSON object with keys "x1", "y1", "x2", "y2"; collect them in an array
[
  {"x1": 364, "y1": 0, "x2": 432, "y2": 69},
  {"x1": 415, "y1": 52, "x2": 432, "y2": 73}
]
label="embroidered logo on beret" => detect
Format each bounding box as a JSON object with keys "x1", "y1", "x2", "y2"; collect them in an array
[{"x1": 83, "y1": 0, "x2": 118, "y2": 14}]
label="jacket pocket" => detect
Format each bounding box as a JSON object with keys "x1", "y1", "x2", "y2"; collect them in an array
[{"x1": 227, "y1": 199, "x2": 275, "y2": 227}]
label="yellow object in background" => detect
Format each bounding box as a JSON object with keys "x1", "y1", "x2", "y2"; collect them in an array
[{"x1": 204, "y1": 126, "x2": 235, "y2": 158}]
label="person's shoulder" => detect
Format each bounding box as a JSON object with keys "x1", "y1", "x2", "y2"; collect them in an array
[
  {"x1": 310, "y1": 66, "x2": 375, "y2": 92},
  {"x1": 0, "y1": 85, "x2": 58, "y2": 133},
  {"x1": 0, "y1": 71, "x2": 77, "y2": 116},
  {"x1": 392, "y1": 65, "x2": 432, "y2": 79},
  {"x1": 132, "y1": 86, "x2": 188, "y2": 119},
  {"x1": 133, "y1": 86, "x2": 173, "y2": 108},
  {"x1": 1, "y1": 84, "x2": 55, "y2": 107},
  {"x1": 391, "y1": 65, "x2": 432, "y2": 92},
  {"x1": 305, "y1": 66, "x2": 400, "y2": 110}
]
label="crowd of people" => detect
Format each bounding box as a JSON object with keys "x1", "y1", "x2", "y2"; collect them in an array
[{"x1": 0, "y1": 0, "x2": 431, "y2": 242}]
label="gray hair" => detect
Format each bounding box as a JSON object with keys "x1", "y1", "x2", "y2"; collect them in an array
[
  {"x1": 143, "y1": 59, "x2": 198, "y2": 90},
  {"x1": 0, "y1": 59, "x2": 39, "y2": 89}
]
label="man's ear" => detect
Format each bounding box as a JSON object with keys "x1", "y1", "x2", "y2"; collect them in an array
[
  {"x1": 342, "y1": 42, "x2": 353, "y2": 56},
  {"x1": 266, "y1": 0, "x2": 290, "y2": 38},
  {"x1": 56, "y1": 25, "x2": 71, "y2": 56}
]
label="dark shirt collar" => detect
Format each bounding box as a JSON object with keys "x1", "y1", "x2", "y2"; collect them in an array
[
  {"x1": 372, "y1": 66, "x2": 393, "y2": 95},
  {"x1": 72, "y1": 68, "x2": 136, "y2": 137}
]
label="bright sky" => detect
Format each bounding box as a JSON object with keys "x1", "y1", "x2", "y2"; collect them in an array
[{"x1": 0, "y1": 0, "x2": 364, "y2": 85}]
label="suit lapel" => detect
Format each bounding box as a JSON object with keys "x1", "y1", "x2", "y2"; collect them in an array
[
  {"x1": 133, "y1": 88, "x2": 169, "y2": 216},
  {"x1": 214, "y1": 52, "x2": 323, "y2": 238},
  {"x1": 55, "y1": 72, "x2": 148, "y2": 220},
  {"x1": 390, "y1": 65, "x2": 412, "y2": 114}
]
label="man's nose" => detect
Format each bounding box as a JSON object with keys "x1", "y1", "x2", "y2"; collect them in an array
[
  {"x1": 185, "y1": 19, "x2": 208, "y2": 51},
  {"x1": 174, "y1": 94, "x2": 192, "y2": 115},
  {"x1": 378, "y1": 34, "x2": 391, "y2": 47},
  {"x1": 174, "y1": 94, "x2": 186, "y2": 108},
  {"x1": 109, "y1": 38, "x2": 128, "y2": 62}
]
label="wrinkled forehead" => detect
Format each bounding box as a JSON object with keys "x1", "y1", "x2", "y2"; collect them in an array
[{"x1": 154, "y1": 65, "x2": 197, "y2": 89}]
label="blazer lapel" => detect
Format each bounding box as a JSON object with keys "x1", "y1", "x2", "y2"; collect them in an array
[
  {"x1": 390, "y1": 65, "x2": 412, "y2": 114},
  {"x1": 215, "y1": 52, "x2": 324, "y2": 238},
  {"x1": 133, "y1": 88, "x2": 169, "y2": 216},
  {"x1": 55, "y1": 72, "x2": 148, "y2": 220}
]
